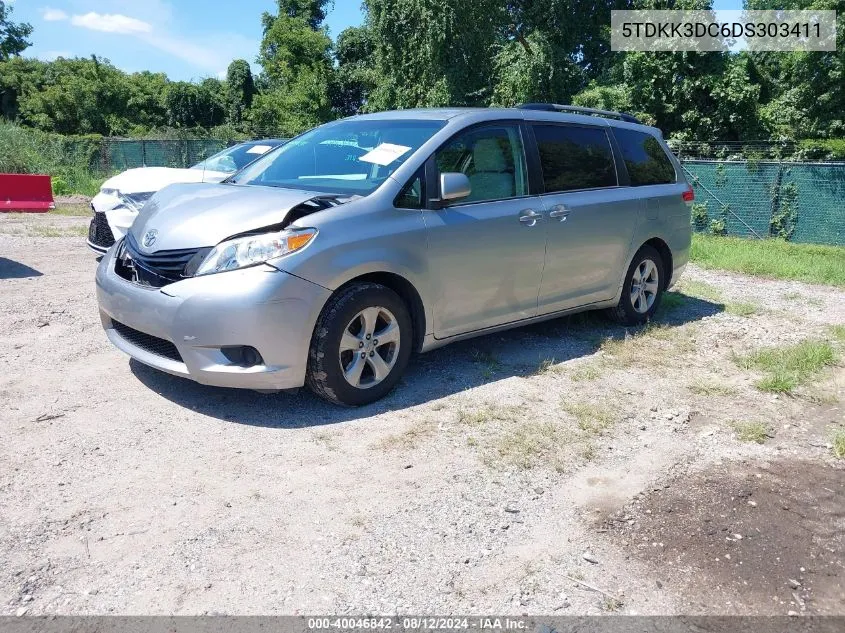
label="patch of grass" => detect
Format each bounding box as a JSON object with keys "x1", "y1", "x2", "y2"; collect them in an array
[
  {"x1": 562, "y1": 400, "x2": 615, "y2": 435},
  {"x1": 532, "y1": 357, "x2": 565, "y2": 376},
  {"x1": 376, "y1": 421, "x2": 436, "y2": 450},
  {"x1": 601, "y1": 596, "x2": 624, "y2": 612},
  {"x1": 831, "y1": 429, "x2": 845, "y2": 459},
  {"x1": 599, "y1": 323, "x2": 696, "y2": 368},
  {"x1": 28, "y1": 224, "x2": 88, "y2": 237},
  {"x1": 487, "y1": 420, "x2": 571, "y2": 471},
  {"x1": 570, "y1": 363, "x2": 602, "y2": 382},
  {"x1": 657, "y1": 291, "x2": 686, "y2": 314},
  {"x1": 679, "y1": 279, "x2": 724, "y2": 303},
  {"x1": 689, "y1": 379, "x2": 739, "y2": 397},
  {"x1": 471, "y1": 348, "x2": 502, "y2": 378},
  {"x1": 829, "y1": 325, "x2": 845, "y2": 344},
  {"x1": 457, "y1": 404, "x2": 520, "y2": 426},
  {"x1": 735, "y1": 339, "x2": 838, "y2": 394},
  {"x1": 50, "y1": 204, "x2": 92, "y2": 217},
  {"x1": 725, "y1": 302, "x2": 758, "y2": 317},
  {"x1": 731, "y1": 420, "x2": 772, "y2": 444},
  {"x1": 691, "y1": 235, "x2": 845, "y2": 288}
]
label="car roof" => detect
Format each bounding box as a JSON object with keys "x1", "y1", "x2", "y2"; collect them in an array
[{"x1": 348, "y1": 108, "x2": 663, "y2": 137}]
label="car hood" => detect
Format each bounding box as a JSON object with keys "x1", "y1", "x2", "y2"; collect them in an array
[
  {"x1": 101, "y1": 167, "x2": 231, "y2": 194},
  {"x1": 130, "y1": 183, "x2": 325, "y2": 252}
]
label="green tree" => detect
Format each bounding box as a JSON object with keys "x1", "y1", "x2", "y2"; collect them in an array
[
  {"x1": 365, "y1": 0, "x2": 505, "y2": 110},
  {"x1": 225, "y1": 59, "x2": 256, "y2": 126},
  {"x1": 252, "y1": 0, "x2": 334, "y2": 135},
  {"x1": 0, "y1": 0, "x2": 32, "y2": 60},
  {"x1": 165, "y1": 79, "x2": 226, "y2": 129},
  {"x1": 331, "y1": 25, "x2": 376, "y2": 116}
]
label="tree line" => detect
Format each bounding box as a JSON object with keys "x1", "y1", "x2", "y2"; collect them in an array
[{"x1": 0, "y1": 0, "x2": 842, "y2": 142}]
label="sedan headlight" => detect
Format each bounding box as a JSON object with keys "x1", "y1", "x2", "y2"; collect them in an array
[
  {"x1": 119, "y1": 191, "x2": 155, "y2": 212},
  {"x1": 195, "y1": 228, "x2": 318, "y2": 276}
]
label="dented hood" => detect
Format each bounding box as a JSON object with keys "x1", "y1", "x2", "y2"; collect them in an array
[{"x1": 130, "y1": 183, "x2": 324, "y2": 252}]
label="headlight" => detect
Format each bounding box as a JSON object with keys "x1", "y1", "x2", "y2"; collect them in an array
[
  {"x1": 119, "y1": 191, "x2": 155, "y2": 212},
  {"x1": 195, "y1": 228, "x2": 318, "y2": 276},
  {"x1": 100, "y1": 187, "x2": 119, "y2": 197}
]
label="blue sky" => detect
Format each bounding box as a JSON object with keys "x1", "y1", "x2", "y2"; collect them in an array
[
  {"x1": 11, "y1": 0, "x2": 744, "y2": 81},
  {"x1": 11, "y1": 0, "x2": 366, "y2": 80}
]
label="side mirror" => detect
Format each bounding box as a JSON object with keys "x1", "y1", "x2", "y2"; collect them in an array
[{"x1": 440, "y1": 172, "x2": 471, "y2": 203}]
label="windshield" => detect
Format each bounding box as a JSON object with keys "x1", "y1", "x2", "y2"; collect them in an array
[
  {"x1": 229, "y1": 119, "x2": 445, "y2": 195},
  {"x1": 192, "y1": 142, "x2": 279, "y2": 174}
]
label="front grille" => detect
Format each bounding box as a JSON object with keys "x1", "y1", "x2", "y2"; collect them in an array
[
  {"x1": 112, "y1": 320, "x2": 183, "y2": 363},
  {"x1": 114, "y1": 233, "x2": 205, "y2": 288},
  {"x1": 88, "y1": 211, "x2": 116, "y2": 249}
]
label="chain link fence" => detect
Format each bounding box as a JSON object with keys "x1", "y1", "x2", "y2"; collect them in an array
[{"x1": 682, "y1": 160, "x2": 845, "y2": 246}]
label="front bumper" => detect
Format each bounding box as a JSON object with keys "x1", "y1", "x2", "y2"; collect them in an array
[{"x1": 95, "y1": 246, "x2": 331, "y2": 390}]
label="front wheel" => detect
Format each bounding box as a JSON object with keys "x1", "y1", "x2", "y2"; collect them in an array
[
  {"x1": 306, "y1": 283, "x2": 412, "y2": 406},
  {"x1": 606, "y1": 245, "x2": 665, "y2": 326}
]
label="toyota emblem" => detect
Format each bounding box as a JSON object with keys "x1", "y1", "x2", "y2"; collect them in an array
[{"x1": 142, "y1": 229, "x2": 158, "y2": 248}]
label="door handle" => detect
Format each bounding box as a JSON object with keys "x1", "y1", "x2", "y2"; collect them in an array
[
  {"x1": 519, "y1": 210, "x2": 542, "y2": 226},
  {"x1": 549, "y1": 204, "x2": 570, "y2": 221}
]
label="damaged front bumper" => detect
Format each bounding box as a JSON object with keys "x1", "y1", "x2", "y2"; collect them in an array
[{"x1": 95, "y1": 245, "x2": 331, "y2": 390}]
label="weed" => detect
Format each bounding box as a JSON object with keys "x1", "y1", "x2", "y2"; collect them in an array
[
  {"x1": 601, "y1": 596, "x2": 624, "y2": 612},
  {"x1": 562, "y1": 401, "x2": 615, "y2": 435},
  {"x1": 689, "y1": 379, "x2": 739, "y2": 397},
  {"x1": 376, "y1": 421, "x2": 437, "y2": 450},
  {"x1": 457, "y1": 404, "x2": 520, "y2": 426},
  {"x1": 570, "y1": 363, "x2": 602, "y2": 382},
  {"x1": 533, "y1": 357, "x2": 564, "y2": 376},
  {"x1": 725, "y1": 302, "x2": 758, "y2": 317},
  {"x1": 731, "y1": 421, "x2": 772, "y2": 444},
  {"x1": 829, "y1": 325, "x2": 845, "y2": 344},
  {"x1": 679, "y1": 279, "x2": 724, "y2": 303},
  {"x1": 487, "y1": 420, "x2": 571, "y2": 471},
  {"x1": 736, "y1": 339, "x2": 838, "y2": 393},
  {"x1": 831, "y1": 429, "x2": 845, "y2": 459},
  {"x1": 471, "y1": 349, "x2": 501, "y2": 378}
]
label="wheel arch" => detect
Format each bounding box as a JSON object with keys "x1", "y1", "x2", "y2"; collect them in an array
[
  {"x1": 643, "y1": 237, "x2": 673, "y2": 289},
  {"x1": 335, "y1": 272, "x2": 427, "y2": 353}
]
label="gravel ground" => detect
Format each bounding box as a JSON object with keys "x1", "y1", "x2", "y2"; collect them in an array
[{"x1": 1, "y1": 213, "x2": 843, "y2": 616}]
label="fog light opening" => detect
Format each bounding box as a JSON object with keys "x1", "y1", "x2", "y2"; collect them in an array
[{"x1": 221, "y1": 346, "x2": 264, "y2": 368}]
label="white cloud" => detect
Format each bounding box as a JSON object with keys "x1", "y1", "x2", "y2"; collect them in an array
[
  {"x1": 41, "y1": 8, "x2": 69, "y2": 21},
  {"x1": 70, "y1": 12, "x2": 152, "y2": 35}
]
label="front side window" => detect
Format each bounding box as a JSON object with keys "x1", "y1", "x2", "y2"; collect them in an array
[
  {"x1": 613, "y1": 128, "x2": 677, "y2": 186},
  {"x1": 435, "y1": 124, "x2": 528, "y2": 205},
  {"x1": 230, "y1": 119, "x2": 444, "y2": 196},
  {"x1": 532, "y1": 124, "x2": 617, "y2": 193}
]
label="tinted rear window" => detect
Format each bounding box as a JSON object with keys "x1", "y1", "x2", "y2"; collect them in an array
[
  {"x1": 614, "y1": 128, "x2": 676, "y2": 186},
  {"x1": 532, "y1": 124, "x2": 617, "y2": 193}
]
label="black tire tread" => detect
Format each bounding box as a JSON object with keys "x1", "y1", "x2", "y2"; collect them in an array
[{"x1": 306, "y1": 282, "x2": 410, "y2": 406}]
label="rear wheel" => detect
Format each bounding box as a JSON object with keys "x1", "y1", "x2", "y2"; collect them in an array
[
  {"x1": 606, "y1": 245, "x2": 664, "y2": 326},
  {"x1": 306, "y1": 283, "x2": 412, "y2": 406}
]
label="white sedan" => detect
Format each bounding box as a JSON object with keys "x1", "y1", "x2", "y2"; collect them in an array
[{"x1": 87, "y1": 139, "x2": 285, "y2": 253}]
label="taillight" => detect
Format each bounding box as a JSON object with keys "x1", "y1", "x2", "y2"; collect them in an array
[{"x1": 682, "y1": 186, "x2": 695, "y2": 202}]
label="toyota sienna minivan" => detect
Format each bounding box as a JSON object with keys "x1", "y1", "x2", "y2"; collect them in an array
[{"x1": 95, "y1": 105, "x2": 693, "y2": 406}]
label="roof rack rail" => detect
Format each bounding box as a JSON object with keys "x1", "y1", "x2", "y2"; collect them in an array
[{"x1": 518, "y1": 103, "x2": 641, "y2": 125}]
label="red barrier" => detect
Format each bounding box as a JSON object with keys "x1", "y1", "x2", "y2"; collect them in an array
[{"x1": 0, "y1": 174, "x2": 56, "y2": 212}]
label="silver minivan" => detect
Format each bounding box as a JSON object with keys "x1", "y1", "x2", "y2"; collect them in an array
[{"x1": 96, "y1": 105, "x2": 693, "y2": 406}]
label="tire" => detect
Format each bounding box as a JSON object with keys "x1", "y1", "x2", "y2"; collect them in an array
[
  {"x1": 306, "y1": 282, "x2": 413, "y2": 406},
  {"x1": 606, "y1": 245, "x2": 665, "y2": 326}
]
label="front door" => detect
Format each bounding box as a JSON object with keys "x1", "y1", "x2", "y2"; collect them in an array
[{"x1": 421, "y1": 122, "x2": 546, "y2": 338}]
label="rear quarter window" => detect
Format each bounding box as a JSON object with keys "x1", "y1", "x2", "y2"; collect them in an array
[
  {"x1": 532, "y1": 124, "x2": 617, "y2": 193},
  {"x1": 613, "y1": 128, "x2": 677, "y2": 186}
]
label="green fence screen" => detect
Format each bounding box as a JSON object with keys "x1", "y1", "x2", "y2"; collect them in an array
[{"x1": 682, "y1": 160, "x2": 845, "y2": 246}]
